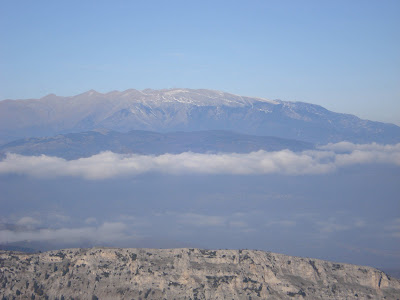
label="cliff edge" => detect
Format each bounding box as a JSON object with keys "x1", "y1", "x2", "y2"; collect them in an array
[{"x1": 1, "y1": 248, "x2": 399, "y2": 299}]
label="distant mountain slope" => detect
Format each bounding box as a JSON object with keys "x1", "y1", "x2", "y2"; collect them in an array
[
  {"x1": 0, "y1": 130, "x2": 313, "y2": 159},
  {"x1": 1, "y1": 88, "x2": 399, "y2": 145},
  {"x1": 1, "y1": 248, "x2": 399, "y2": 299}
]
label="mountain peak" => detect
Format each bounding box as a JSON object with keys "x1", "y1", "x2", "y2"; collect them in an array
[
  {"x1": 79, "y1": 89, "x2": 100, "y2": 97},
  {"x1": 0, "y1": 88, "x2": 399, "y2": 145},
  {"x1": 41, "y1": 93, "x2": 57, "y2": 99}
]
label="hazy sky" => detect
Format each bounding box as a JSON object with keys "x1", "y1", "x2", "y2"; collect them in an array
[{"x1": 1, "y1": 0, "x2": 399, "y2": 124}]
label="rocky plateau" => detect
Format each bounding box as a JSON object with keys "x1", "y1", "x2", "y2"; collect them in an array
[{"x1": 1, "y1": 248, "x2": 400, "y2": 299}]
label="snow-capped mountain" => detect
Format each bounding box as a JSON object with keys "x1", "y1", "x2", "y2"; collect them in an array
[{"x1": 0, "y1": 88, "x2": 399, "y2": 145}]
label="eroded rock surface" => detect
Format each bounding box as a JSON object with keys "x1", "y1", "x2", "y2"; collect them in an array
[{"x1": 1, "y1": 248, "x2": 399, "y2": 299}]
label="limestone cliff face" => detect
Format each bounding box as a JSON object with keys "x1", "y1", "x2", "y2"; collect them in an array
[{"x1": 1, "y1": 248, "x2": 399, "y2": 299}]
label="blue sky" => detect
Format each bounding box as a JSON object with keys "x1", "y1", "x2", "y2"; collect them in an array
[{"x1": 1, "y1": 0, "x2": 399, "y2": 124}]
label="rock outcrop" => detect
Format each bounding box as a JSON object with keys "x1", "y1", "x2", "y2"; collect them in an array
[{"x1": 1, "y1": 248, "x2": 399, "y2": 299}]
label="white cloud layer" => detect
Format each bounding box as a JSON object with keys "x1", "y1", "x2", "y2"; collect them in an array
[
  {"x1": 0, "y1": 142, "x2": 399, "y2": 179},
  {"x1": 0, "y1": 222, "x2": 131, "y2": 244},
  {"x1": 16, "y1": 216, "x2": 41, "y2": 226}
]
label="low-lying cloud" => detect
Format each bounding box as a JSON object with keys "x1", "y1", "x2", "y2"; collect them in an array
[
  {"x1": 0, "y1": 222, "x2": 132, "y2": 244},
  {"x1": 0, "y1": 142, "x2": 399, "y2": 179}
]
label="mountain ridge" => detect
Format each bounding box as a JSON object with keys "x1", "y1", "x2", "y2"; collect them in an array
[
  {"x1": 0, "y1": 129, "x2": 313, "y2": 160},
  {"x1": 1, "y1": 88, "x2": 399, "y2": 145},
  {"x1": 1, "y1": 247, "x2": 399, "y2": 299}
]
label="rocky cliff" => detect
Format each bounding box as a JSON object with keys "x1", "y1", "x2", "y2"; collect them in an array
[{"x1": 1, "y1": 248, "x2": 399, "y2": 299}]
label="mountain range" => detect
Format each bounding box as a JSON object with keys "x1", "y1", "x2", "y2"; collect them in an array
[{"x1": 1, "y1": 88, "x2": 399, "y2": 146}]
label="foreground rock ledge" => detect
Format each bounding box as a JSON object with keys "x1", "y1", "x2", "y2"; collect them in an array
[{"x1": 1, "y1": 248, "x2": 399, "y2": 299}]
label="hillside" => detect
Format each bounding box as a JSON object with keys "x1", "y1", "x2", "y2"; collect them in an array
[
  {"x1": 0, "y1": 130, "x2": 313, "y2": 160},
  {"x1": 1, "y1": 89, "x2": 399, "y2": 145},
  {"x1": 1, "y1": 248, "x2": 399, "y2": 299}
]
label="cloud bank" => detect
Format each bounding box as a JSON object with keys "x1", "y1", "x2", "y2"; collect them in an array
[
  {"x1": 0, "y1": 222, "x2": 132, "y2": 244},
  {"x1": 0, "y1": 211, "x2": 384, "y2": 246},
  {"x1": 0, "y1": 142, "x2": 399, "y2": 179}
]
